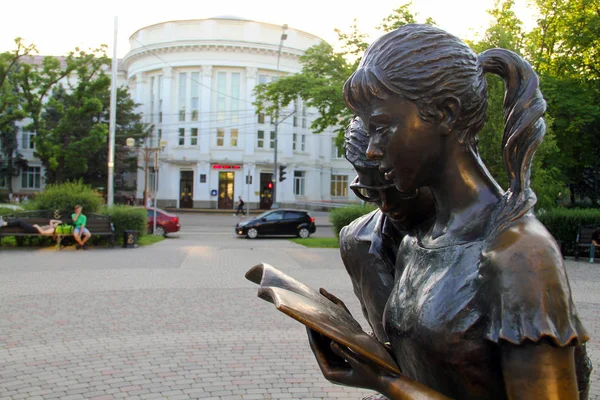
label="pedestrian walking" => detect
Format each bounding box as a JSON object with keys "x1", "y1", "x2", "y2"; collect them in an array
[{"x1": 235, "y1": 196, "x2": 245, "y2": 216}]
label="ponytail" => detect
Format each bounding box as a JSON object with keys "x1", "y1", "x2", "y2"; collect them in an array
[{"x1": 479, "y1": 48, "x2": 546, "y2": 234}]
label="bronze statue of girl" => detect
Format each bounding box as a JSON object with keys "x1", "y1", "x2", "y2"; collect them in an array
[{"x1": 308, "y1": 24, "x2": 590, "y2": 399}]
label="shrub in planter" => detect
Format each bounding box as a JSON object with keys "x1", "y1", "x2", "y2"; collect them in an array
[
  {"x1": 330, "y1": 204, "x2": 377, "y2": 237},
  {"x1": 101, "y1": 205, "x2": 147, "y2": 244},
  {"x1": 537, "y1": 208, "x2": 600, "y2": 255},
  {"x1": 30, "y1": 180, "x2": 102, "y2": 213}
]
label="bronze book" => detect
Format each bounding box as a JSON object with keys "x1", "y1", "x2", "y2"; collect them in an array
[{"x1": 245, "y1": 263, "x2": 401, "y2": 375}]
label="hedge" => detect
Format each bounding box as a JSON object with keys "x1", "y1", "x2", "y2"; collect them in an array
[
  {"x1": 537, "y1": 208, "x2": 600, "y2": 255},
  {"x1": 29, "y1": 180, "x2": 102, "y2": 213},
  {"x1": 329, "y1": 204, "x2": 376, "y2": 237},
  {"x1": 101, "y1": 205, "x2": 147, "y2": 243},
  {"x1": 329, "y1": 204, "x2": 600, "y2": 256}
]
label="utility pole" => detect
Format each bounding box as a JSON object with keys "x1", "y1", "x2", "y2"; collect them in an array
[
  {"x1": 271, "y1": 24, "x2": 288, "y2": 209},
  {"x1": 127, "y1": 138, "x2": 167, "y2": 235},
  {"x1": 107, "y1": 16, "x2": 118, "y2": 207}
]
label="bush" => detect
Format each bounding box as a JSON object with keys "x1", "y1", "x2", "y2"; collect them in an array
[
  {"x1": 329, "y1": 204, "x2": 377, "y2": 237},
  {"x1": 537, "y1": 208, "x2": 600, "y2": 255},
  {"x1": 30, "y1": 180, "x2": 102, "y2": 212},
  {"x1": 101, "y1": 205, "x2": 147, "y2": 243}
]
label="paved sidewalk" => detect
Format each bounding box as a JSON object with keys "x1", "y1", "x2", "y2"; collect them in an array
[{"x1": 0, "y1": 237, "x2": 598, "y2": 399}]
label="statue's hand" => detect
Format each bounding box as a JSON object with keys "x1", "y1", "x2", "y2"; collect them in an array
[{"x1": 307, "y1": 328, "x2": 395, "y2": 392}]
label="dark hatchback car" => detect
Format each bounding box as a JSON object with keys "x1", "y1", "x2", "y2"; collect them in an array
[
  {"x1": 235, "y1": 209, "x2": 316, "y2": 239},
  {"x1": 146, "y1": 208, "x2": 180, "y2": 236}
]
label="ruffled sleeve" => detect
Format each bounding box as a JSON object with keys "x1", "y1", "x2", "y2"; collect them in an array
[{"x1": 481, "y1": 231, "x2": 589, "y2": 347}]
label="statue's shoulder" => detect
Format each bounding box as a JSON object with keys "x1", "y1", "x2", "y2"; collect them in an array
[
  {"x1": 481, "y1": 215, "x2": 588, "y2": 346},
  {"x1": 340, "y1": 209, "x2": 381, "y2": 248},
  {"x1": 483, "y1": 215, "x2": 563, "y2": 272}
]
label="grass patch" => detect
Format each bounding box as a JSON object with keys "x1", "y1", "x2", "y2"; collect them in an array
[
  {"x1": 138, "y1": 235, "x2": 165, "y2": 246},
  {"x1": 289, "y1": 237, "x2": 339, "y2": 248}
]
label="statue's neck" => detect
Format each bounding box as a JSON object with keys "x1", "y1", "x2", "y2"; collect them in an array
[{"x1": 427, "y1": 145, "x2": 503, "y2": 244}]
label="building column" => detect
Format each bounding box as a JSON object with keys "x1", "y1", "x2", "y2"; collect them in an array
[{"x1": 161, "y1": 67, "x2": 174, "y2": 147}]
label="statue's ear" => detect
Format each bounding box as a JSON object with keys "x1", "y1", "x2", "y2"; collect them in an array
[{"x1": 436, "y1": 96, "x2": 461, "y2": 136}]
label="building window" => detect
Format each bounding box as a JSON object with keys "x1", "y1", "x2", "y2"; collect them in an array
[
  {"x1": 230, "y1": 129, "x2": 239, "y2": 147},
  {"x1": 158, "y1": 129, "x2": 162, "y2": 141},
  {"x1": 258, "y1": 113, "x2": 265, "y2": 124},
  {"x1": 294, "y1": 171, "x2": 305, "y2": 196},
  {"x1": 158, "y1": 75, "x2": 163, "y2": 123},
  {"x1": 191, "y1": 128, "x2": 198, "y2": 146},
  {"x1": 179, "y1": 72, "x2": 187, "y2": 122},
  {"x1": 293, "y1": 133, "x2": 297, "y2": 151},
  {"x1": 231, "y1": 72, "x2": 240, "y2": 124},
  {"x1": 21, "y1": 132, "x2": 35, "y2": 149},
  {"x1": 331, "y1": 137, "x2": 342, "y2": 159},
  {"x1": 293, "y1": 99, "x2": 299, "y2": 127},
  {"x1": 270, "y1": 131, "x2": 275, "y2": 149},
  {"x1": 302, "y1": 105, "x2": 307, "y2": 129},
  {"x1": 301, "y1": 134, "x2": 306, "y2": 152},
  {"x1": 331, "y1": 175, "x2": 348, "y2": 197},
  {"x1": 21, "y1": 166, "x2": 41, "y2": 189},
  {"x1": 0, "y1": 173, "x2": 7, "y2": 188},
  {"x1": 216, "y1": 72, "x2": 227, "y2": 121},
  {"x1": 148, "y1": 167, "x2": 158, "y2": 193},
  {"x1": 179, "y1": 128, "x2": 185, "y2": 146},
  {"x1": 217, "y1": 128, "x2": 225, "y2": 147},
  {"x1": 191, "y1": 72, "x2": 200, "y2": 121},
  {"x1": 200, "y1": 174, "x2": 207, "y2": 183},
  {"x1": 257, "y1": 130, "x2": 264, "y2": 148}
]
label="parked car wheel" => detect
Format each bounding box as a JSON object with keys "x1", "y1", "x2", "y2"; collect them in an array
[
  {"x1": 247, "y1": 228, "x2": 258, "y2": 239},
  {"x1": 154, "y1": 225, "x2": 167, "y2": 237},
  {"x1": 298, "y1": 227, "x2": 310, "y2": 239}
]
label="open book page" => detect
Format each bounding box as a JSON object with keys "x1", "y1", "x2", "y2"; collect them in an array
[{"x1": 245, "y1": 263, "x2": 401, "y2": 375}]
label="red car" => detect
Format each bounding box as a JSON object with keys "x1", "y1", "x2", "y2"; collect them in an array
[{"x1": 146, "y1": 208, "x2": 180, "y2": 236}]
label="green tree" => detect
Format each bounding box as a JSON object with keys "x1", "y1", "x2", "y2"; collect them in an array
[
  {"x1": 0, "y1": 38, "x2": 36, "y2": 193},
  {"x1": 33, "y1": 50, "x2": 149, "y2": 187},
  {"x1": 526, "y1": 0, "x2": 600, "y2": 204},
  {"x1": 254, "y1": 4, "x2": 430, "y2": 143},
  {"x1": 469, "y1": 0, "x2": 565, "y2": 209}
]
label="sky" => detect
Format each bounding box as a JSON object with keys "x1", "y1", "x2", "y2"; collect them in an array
[{"x1": 1, "y1": 0, "x2": 538, "y2": 58}]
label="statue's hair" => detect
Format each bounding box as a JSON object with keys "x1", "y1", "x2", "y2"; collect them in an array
[
  {"x1": 479, "y1": 48, "x2": 546, "y2": 233},
  {"x1": 343, "y1": 24, "x2": 546, "y2": 234},
  {"x1": 343, "y1": 117, "x2": 378, "y2": 169}
]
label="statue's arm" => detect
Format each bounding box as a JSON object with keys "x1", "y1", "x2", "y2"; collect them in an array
[{"x1": 501, "y1": 342, "x2": 578, "y2": 399}]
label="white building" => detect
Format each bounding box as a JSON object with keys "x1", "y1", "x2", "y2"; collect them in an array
[
  {"x1": 2, "y1": 17, "x2": 356, "y2": 209},
  {"x1": 124, "y1": 17, "x2": 355, "y2": 209}
]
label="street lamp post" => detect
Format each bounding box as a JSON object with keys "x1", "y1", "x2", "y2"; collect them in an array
[
  {"x1": 127, "y1": 137, "x2": 167, "y2": 236},
  {"x1": 271, "y1": 24, "x2": 288, "y2": 209}
]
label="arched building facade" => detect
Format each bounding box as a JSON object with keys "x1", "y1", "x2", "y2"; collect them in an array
[{"x1": 123, "y1": 17, "x2": 355, "y2": 209}]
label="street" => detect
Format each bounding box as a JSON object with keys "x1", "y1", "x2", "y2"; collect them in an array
[{"x1": 0, "y1": 212, "x2": 598, "y2": 399}]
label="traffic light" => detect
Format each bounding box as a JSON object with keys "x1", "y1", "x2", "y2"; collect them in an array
[
  {"x1": 279, "y1": 165, "x2": 287, "y2": 182},
  {"x1": 267, "y1": 181, "x2": 273, "y2": 189}
]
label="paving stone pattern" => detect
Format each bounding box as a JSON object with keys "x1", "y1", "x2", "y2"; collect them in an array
[{"x1": 0, "y1": 235, "x2": 598, "y2": 399}]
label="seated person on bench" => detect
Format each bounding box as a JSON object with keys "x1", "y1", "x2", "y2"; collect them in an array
[
  {"x1": 0, "y1": 217, "x2": 62, "y2": 236},
  {"x1": 590, "y1": 227, "x2": 600, "y2": 263}
]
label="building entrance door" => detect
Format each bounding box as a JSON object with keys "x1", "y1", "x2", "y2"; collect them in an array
[
  {"x1": 259, "y1": 172, "x2": 273, "y2": 210},
  {"x1": 179, "y1": 171, "x2": 194, "y2": 208},
  {"x1": 218, "y1": 171, "x2": 235, "y2": 209}
]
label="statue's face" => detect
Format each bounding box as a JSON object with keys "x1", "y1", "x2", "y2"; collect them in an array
[
  {"x1": 358, "y1": 97, "x2": 444, "y2": 193},
  {"x1": 352, "y1": 167, "x2": 426, "y2": 227}
]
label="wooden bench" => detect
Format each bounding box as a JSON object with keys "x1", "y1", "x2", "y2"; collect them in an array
[
  {"x1": 574, "y1": 225, "x2": 599, "y2": 261},
  {"x1": 0, "y1": 210, "x2": 115, "y2": 250}
]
